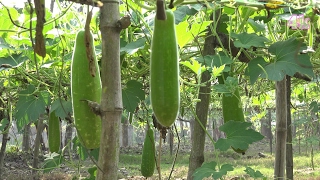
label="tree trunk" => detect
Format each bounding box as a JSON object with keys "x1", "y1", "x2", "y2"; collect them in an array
[
  {"x1": 286, "y1": 76, "x2": 293, "y2": 180},
  {"x1": 96, "y1": 1, "x2": 122, "y2": 179},
  {"x1": 32, "y1": 117, "x2": 45, "y2": 176},
  {"x1": 267, "y1": 108, "x2": 273, "y2": 154},
  {"x1": 274, "y1": 77, "x2": 287, "y2": 179},
  {"x1": 187, "y1": 13, "x2": 216, "y2": 179},
  {"x1": 64, "y1": 121, "x2": 73, "y2": 158},
  {"x1": 0, "y1": 121, "x2": 9, "y2": 180},
  {"x1": 122, "y1": 117, "x2": 129, "y2": 147},
  {"x1": 187, "y1": 71, "x2": 211, "y2": 180},
  {"x1": 261, "y1": 108, "x2": 273, "y2": 154},
  {"x1": 0, "y1": 98, "x2": 9, "y2": 180},
  {"x1": 22, "y1": 123, "x2": 31, "y2": 152}
]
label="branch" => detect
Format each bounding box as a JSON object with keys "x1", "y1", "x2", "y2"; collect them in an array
[
  {"x1": 80, "y1": 99, "x2": 101, "y2": 116},
  {"x1": 64, "y1": 0, "x2": 103, "y2": 7}
]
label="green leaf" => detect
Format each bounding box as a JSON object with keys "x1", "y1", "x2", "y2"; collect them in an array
[
  {"x1": 51, "y1": 99, "x2": 73, "y2": 119},
  {"x1": 212, "y1": 164, "x2": 234, "y2": 179},
  {"x1": 85, "y1": 166, "x2": 97, "y2": 180},
  {"x1": 0, "y1": 118, "x2": 9, "y2": 132},
  {"x1": 244, "y1": 167, "x2": 265, "y2": 178},
  {"x1": 215, "y1": 121, "x2": 264, "y2": 151},
  {"x1": 247, "y1": 19, "x2": 266, "y2": 32},
  {"x1": 42, "y1": 152, "x2": 64, "y2": 173},
  {"x1": 212, "y1": 65, "x2": 225, "y2": 78},
  {"x1": 245, "y1": 57, "x2": 268, "y2": 84},
  {"x1": 245, "y1": 38, "x2": 314, "y2": 83},
  {"x1": 231, "y1": 32, "x2": 269, "y2": 48},
  {"x1": 122, "y1": 80, "x2": 145, "y2": 113},
  {"x1": 15, "y1": 85, "x2": 47, "y2": 132},
  {"x1": 193, "y1": 161, "x2": 233, "y2": 180},
  {"x1": 120, "y1": 38, "x2": 146, "y2": 55},
  {"x1": 0, "y1": 53, "x2": 29, "y2": 70},
  {"x1": 176, "y1": 21, "x2": 211, "y2": 49},
  {"x1": 196, "y1": 54, "x2": 233, "y2": 71},
  {"x1": 309, "y1": 101, "x2": 319, "y2": 113},
  {"x1": 193, "y1": 161, "x2": 217, "y2": 180},
  {"x1": 176, "y1": 21, "x2": 193, "y2": 48},
  {"x1": 214, "y1": 77, "x2": 238, "y2": 94},
  {"x1": 174, "y1": 5, "x2": 199, "y2": 24},
  {"x1": 180, "y1": 59, "x2": 206, "y2": 75}
]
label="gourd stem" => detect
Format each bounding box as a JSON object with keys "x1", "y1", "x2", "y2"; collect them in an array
[{"x1": 156, "y1": 0, "x2": 166, "y2": 20}]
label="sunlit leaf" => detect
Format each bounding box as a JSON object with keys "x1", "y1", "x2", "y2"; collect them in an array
[{"x1": 180, "y1": 59, "x2": 206, "y2": 75}]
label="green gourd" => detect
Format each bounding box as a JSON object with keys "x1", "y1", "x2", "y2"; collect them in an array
[
  {"x1": 141, "y1": 128, "x2": 155, "y2": 177},
  {"x1": 219, "y1": 73, "x2": 246, "y2": 154},
  {"x1": 48, "y1": 112, "x2": 60, "y2": 153},
  {"x1": 71, "y1": 30, "x2": 101, "y2": 149},
  {"x1": 150, "y1": 10, "x2": 180, "y2": 127}
]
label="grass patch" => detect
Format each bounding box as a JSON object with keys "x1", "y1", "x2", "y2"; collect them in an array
[{"x1": 119, "y1": 146, "x2": 320, "y2": 179}]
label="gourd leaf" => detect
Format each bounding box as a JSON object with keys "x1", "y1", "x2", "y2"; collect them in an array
[
  {"x1": 42, "y1": 152, "x2": 64, "y2": 173},
  {"x1": 120, "y1": 38, "x2": 146, "y2": 55},
  {"x1": 51, "y1": 99, "x2": 73, "y2": 119},
  {"x1": 174, "y1": 5, "x2": 199, "y2": 24},
  {"x1": 85, "y1": 166, "x2": 98, "y2": 180},
  {"x1": 0, "y1": 53, "x2": 29, "y2": 70},
  {"x1": 15, "y1": 84, "x2": 47, "y2": 132},
  {"x1": 231, "y1": 32, "x2": 269, "y2": 48},
  {"x1": 180, "y1": 59, "x2": 206, "y2": 75},
  {"x1": 193, "y1": 161, "x2": 233, "y2": 180},
  {"x1": 244, "y1": 167, "x2": 265, "y2": 179},
  {"x1": 122, "y1": 80, "x2": 145, "y2": 113},
  {"x1": 0, "y1": 118, "x2": 9, "y2": 132},
  {"x1": 245, "y1": 38, "x2": 314, "y2": 84},
  {"x1": 215, "y1": 121, "x2": 264, "y2": 151},
  {"x1": 196, "y1": 54, "x2": 232, "y2": 72}
]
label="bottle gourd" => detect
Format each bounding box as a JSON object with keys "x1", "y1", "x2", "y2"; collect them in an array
[
  {"x1": 150, "y1": 10, "x2": 180, "y2": 127},
  {"x1": 71, "y1": 30, "x2": 102, "y2": 149}
]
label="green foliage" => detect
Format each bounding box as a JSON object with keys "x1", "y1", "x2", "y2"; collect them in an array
[
  {"x1": 244, "y1": 167, "x2": 266, "y2": 179},
  {"x1": 84, "y1": 166, "x2": 97, "y2": 180},
  {"x1": 196, "y1": 54, "x2": 233, "y2": 72},
  {"x1": 231, "y1": 32, "x2": 269, "y2": 48},
  {"x1": 122, "y1": 80, "x2": 145, "y2": 113},
  {"x1": 15, "y1": 84, "x2": 48, "y2": 131},
  {"x1": 215, "y1": 121, "x2": 264, "y2": 152},
  {"x1": 72, "y1": 136, "x2": 99, "y2": 161},
  {"x1": 120, "y1": 38, "x2": 146, "y2": 55},
  {"x1": 246, "y1": 38, "x2": 314, "y2": 84},
  {"x1": 42, "y1": 152, "x2": 64, "y2": 173},
  {"x1": 192, "y1": 161, "x2": 233, "y2": 180},
  {"x1": 50, "y1": 99, "x2": 73, "y2": 119},
  {"x1": 0, "y1": 118, "x2": 9, "y2": 132},
  {"x1": 0, "y1": 53, "x2": 29, "y2": 69}
]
